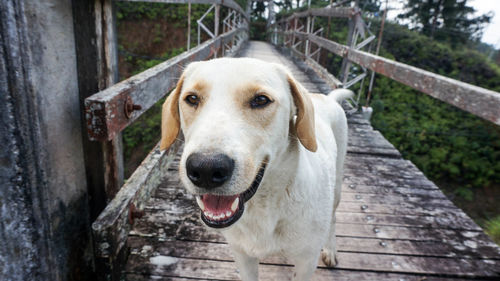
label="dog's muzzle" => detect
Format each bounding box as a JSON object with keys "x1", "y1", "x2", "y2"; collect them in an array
[{"x1": 194, "y1": 160, "x2": 268, "y2": 228}]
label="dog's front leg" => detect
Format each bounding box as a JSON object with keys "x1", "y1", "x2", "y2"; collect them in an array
[
  {"x1": 230, "y1": 246, "x2": 259, "y2": 281},
  {"x1": 291, "y1": 250, "x2": 321, "y2": 281}
]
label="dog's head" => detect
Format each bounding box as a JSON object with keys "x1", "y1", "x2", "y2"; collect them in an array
[{"x1": 160, "y1": 58, "x2": 316, "y2": 228}]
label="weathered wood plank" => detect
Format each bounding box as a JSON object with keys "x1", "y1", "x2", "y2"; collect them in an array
[
  {"x1": 126, "y1": 256, "x2": 477, "y2": 281},
  {"x1": 130, "y1": 215, "x2": 498, "y2": 259},
  {"x1": 336, "y1": 222, "x2": 497, "y2": 244},
  {"x1": 129, "y1": 204, "x2": 500, "y2": 260},
  {"x1": 341, "y1": 183, "x2": 446, "y2": 197},
  {"x1": 348, "y1": 127, "x2": 397, "y2": 149},
  {"x1": 127, "y1": 275, "x2": 208, "y2": 281},
  {"x1": 347, "y1": 146, "x2": 401, "y2": 157},
  {"x1": 340, "y1": 192, "x2": 454, "y2": 207},
  {"x1": 128, "y1": 234, "x2": 500, "y2": 260},
  {"x1": 335, "y1": 236, "x2": 500, "y2": 259},
  {"x1": 127, "y1": 271, "x2": 475, "y2": 281},
  {"x1": 85, "y1": 28, "x2": 247, "y2": 141},
  {"x1": 337, "y1": 201, "x2": 456, "y2": 216},
  {"x1": 343, "y1": 174, "x2": 436, "y2": 189},
  {"x1": 336, "y1": 212, "x2": 481, "y2": 231},
  {"x1": 134, "y1": 200, "x2": 480, "y2": 239},
  {"x1": 343, "y1": 155, "x2": 438, "y2": 189},
  {"x1": 124, "y1": 239, "x2": 500, "y2": 277}
]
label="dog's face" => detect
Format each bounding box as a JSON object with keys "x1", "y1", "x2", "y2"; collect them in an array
[{"x1": 160, "y1": 58, "x2": 316, "y2": 228}]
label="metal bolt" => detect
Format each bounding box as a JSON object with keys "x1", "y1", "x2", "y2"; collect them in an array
[
  {"x1": 355, "y1": 194, "x2": 362, "y2": 200},
  {"x1": 361, "y1": 205, "x2": 368, "y2": 210},
  {"x1": 124, "y1": 96, "x2": 142, "y2": 118},
  {"x1": 366, "y1": 215, "x2": 373, "y2": 221},
  {"x1": 128, "y1": 203, "x2": 145, "y2": 224},
  {"x1": 379, "y1": 241, "x2": 387, "y2": 247},
  {"x1": 349, "y1": 184, "x2": 356, "y2": 189},
  {"x1": 373, "y1": 227, "x2": 380, "y2": 233}
]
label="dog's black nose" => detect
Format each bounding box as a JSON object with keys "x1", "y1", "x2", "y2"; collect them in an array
[{"x1": 186, "y1": 153, "x2": 235, "y2": 189}]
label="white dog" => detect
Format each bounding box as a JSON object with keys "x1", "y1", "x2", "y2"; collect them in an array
[{"x1": 160, "y1": 58, "x2": 351, "y2": 281}]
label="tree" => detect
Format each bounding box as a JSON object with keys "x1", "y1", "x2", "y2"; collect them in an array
[
  {"x1": 398, "y1": 0, "x2": 492, "y2": 46},
  {"x1": 358, "y1": 0, "x2": 382, "y2": 14},
  {"x1": 275, "y1": 0, "x2": 293, "y2": 11}
]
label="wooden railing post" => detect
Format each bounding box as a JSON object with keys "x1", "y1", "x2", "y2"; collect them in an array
[
  {"x1": 305, "y1": 16, "x2": 311, "y2": 56},
  {"x1": 187, "y1": 1, "x2": 191, "y2": 50},
  {"x1": 339, "y1": 16, "x2": 355, "y2": 83},
  {"x1": 215, "y1": 4, "x2": 220, "y2": 36},
  {"x1": 293, "y1": 17, "x2": 298, "y2": 48},
  {"x1": 73, "y1": 0, "x2": 123, "y2": 222},
  {"x1": 96, "y1": 0, "x2": 124, "y2": 200}
]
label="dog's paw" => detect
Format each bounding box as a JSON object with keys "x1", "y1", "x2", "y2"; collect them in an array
[{"x1": 321, "y1": 249, "x2": 338, "y2": 267}]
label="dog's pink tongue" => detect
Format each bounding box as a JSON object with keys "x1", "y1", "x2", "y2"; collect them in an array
[{"x1": 202, "y1": 194, "x2": 238, "y2": 212}]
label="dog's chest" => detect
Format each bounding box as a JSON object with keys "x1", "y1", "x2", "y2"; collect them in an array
[{"x1": 222, "y1": 202, "x2": 292, "y2": 257}]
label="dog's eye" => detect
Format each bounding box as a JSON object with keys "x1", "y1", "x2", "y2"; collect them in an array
[
  {"x1": 250, "y1": 95, "x2": 272, "y2": 108},
  {"x1": 185, "y1": 94, "x2": 200, "y2": 106}
]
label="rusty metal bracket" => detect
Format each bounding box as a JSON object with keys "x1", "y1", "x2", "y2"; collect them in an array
[
  {"x1": 124, "y1": 96, "x2": 142, "y2": 119},
  {"x1": 128, "y1": 203, "x2": 144, "y2": 225}
]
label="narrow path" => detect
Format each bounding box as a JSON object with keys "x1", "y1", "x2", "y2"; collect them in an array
[{"x1": 124, "y1": 41, "x2": 500, "y2": 280}]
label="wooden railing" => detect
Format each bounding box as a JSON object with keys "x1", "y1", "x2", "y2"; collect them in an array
[
  {"x1": 271, "y1": 6, "x2": 500, "y2": 126},
  {"x1": 85, "y1": 28, "x2": 247, "y2": 141},
  {"x1": 85, "y1": 1, "x2": 248, "y2": 279}
]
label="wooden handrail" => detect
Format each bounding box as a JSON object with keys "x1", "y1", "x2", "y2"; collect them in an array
[
  {"x1": 277, "y1": 30, "x2": 500, "y2": 126},
  {"x1": 274, "y1": 6, "x2": 356, "y2": 25},
  {"x1": 118, "y1": 0, "x2": 249, "y2": 21},
  {"x1": 85, "y1": 28, "x2": 247, "y2": 141}
]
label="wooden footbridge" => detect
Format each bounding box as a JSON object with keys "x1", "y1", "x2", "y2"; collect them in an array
[
  {"x1": 2, "y1": 1, "x2": 500, "y2": 280},
  {"x1": 117, "y1": 41, "x2": 500, "y2": 280}
]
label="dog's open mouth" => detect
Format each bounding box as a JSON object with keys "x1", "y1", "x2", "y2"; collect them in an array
[{"x1": 196, "y1": 161, "x2": 267, "y2": 228}]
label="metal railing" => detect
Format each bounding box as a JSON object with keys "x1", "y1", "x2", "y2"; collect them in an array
[
  {"x1": 272, "y1": 5, "x2": 375, "y2": 111},
  {"x1": 270, "y1": 5, "x2": 500, "y2": 126}
]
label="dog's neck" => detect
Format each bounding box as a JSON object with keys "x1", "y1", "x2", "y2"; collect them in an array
[{"x1": 246, "y1": 134, "x2": 305, "y2": 210}]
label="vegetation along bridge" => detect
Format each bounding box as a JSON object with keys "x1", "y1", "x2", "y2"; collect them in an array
[{"x1": 1, "y1": 0, "x2": 499, "y2": 280}]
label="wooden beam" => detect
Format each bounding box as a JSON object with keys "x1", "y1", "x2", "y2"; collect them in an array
[
  {"x1": 302, "y1": 33, "x2": 500, "y2": 125},
  {"x1": 117, "y1": 0, "x2": 249, "y2": 21},
  {"x1": 85, "y1": 28, "x2": 246, "y2": 141},
  {"x1": 74, "y1": 0, "x2": 125, "y2": 216},
  {"x1": 281, "y1": 7, "x2": 355, "y2": 23}
]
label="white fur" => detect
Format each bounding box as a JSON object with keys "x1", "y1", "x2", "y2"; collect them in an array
[{"x1": 176, "y1": 58, "x2": 351, "y2": 281}]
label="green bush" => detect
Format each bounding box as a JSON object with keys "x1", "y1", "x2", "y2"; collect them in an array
[{"x1": 485, "y1": 216, "x2": 500, "y2": 245}]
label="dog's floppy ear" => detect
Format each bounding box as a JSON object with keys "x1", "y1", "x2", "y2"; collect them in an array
[
  {"x1": 287, "y1": 75, "x2": 318, "y2": 152},
  {"x1": 160, "y1": 76, "x2": 184, "y2": 151}
]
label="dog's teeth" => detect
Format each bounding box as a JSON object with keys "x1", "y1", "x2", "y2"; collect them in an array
[
  {"x1": 205, "y1": 212, "x2": 213, "y2": 219},
  {"x1": 231, "y1": 197, "x2": 239, "y2": 212},
  {"x1": 196, "y1": 196, "x2": 205, "y2": 211},
  {"x1": 220, "y1": 213, "x2": 226, "y2": 219},
  {"x1": 226, "y1": 211, "x2": 232, "y2": 217}
]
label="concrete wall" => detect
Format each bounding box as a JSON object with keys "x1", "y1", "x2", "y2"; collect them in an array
[{"x1": 0, "y1": 1, "x2": 93, "y2": 280}]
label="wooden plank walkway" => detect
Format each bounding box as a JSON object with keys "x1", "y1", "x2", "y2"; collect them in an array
[{"x1": 123, "y1": 41, "x2": 500, "y2": 280}]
